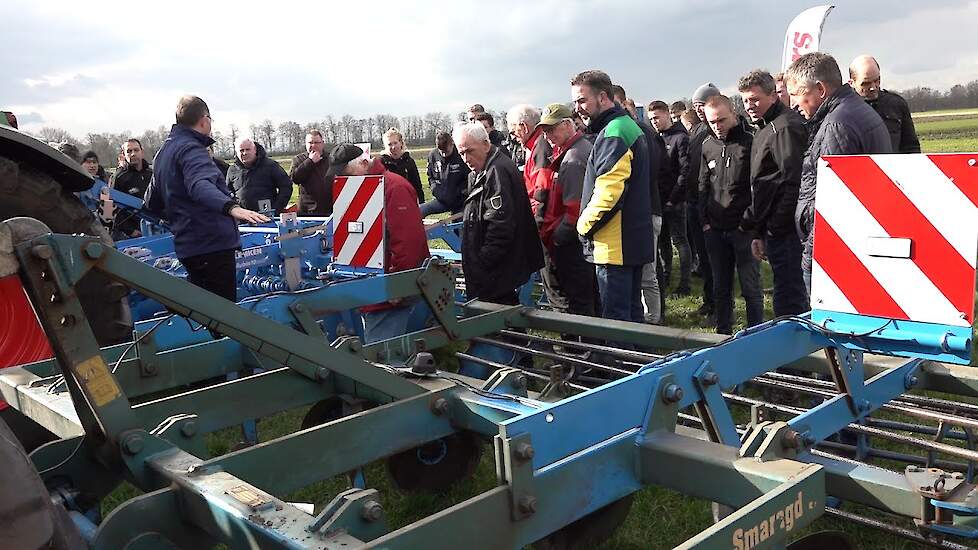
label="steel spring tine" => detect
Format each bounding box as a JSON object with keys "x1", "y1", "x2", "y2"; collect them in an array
[{"x1": 471, "y1": 337, "x2": 633, "y2": 377}]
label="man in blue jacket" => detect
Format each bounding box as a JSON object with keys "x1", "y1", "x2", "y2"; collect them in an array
[{"x1": 149, "y1": 95, "x2": 268, "y2": 301}]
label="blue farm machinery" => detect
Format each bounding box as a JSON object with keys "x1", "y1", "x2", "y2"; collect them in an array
[{"x1": 3, "y1": 123, "x2": 978, "y2": 549}]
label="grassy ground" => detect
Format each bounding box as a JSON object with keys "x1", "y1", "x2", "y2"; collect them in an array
[{"x1": 100, "y1": 119, "x2": 978, "y2": 548}]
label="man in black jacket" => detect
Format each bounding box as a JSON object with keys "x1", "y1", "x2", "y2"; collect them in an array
[
  {"x1": 739, "y1": 70, "x2": 808, "y2": 317},
  {"x1": 699, "y1": 95, "x2": 762, "y2": 335},
  {"x1": 687, "y1": 83, "x2": 720, "y2": 317},
  {"x1": 454, "y1": 122, "x2": 543, "y2": 304},
  {"x1": 422, "y1": 132, "x2": 470, "y2": 216},
  {"x1": 112, "y1": 138, "x2": 154, "y2": 237},
  {"x1": 290, "y1": 130, "x2": 332, "y2": 215},
  {"x1": 786, "y1": 52, "x2": 892, "y2": 292},
  {"x1": 226, "y1": 138, "x2": 293, "y2": 213},
  {"x1": 649, "y1": 100, "x2": 692, "y2": 297},
  {"x1": 849, "y1": 55, "x2": 921, "y2": 154}
]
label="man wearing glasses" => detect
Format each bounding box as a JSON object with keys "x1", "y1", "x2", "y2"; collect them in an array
[{"x1": 290, "y1": 130, "x2": 333, "y2": 215}]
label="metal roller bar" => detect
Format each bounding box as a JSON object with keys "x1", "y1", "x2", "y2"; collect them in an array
[
  {"x1": 470, "y1": 337, "x2": 634, "y2": 377},
  {"x1": 823, "y1": 507, "x2": 974, "y2": 550},
  {"x1": 495, "y1": 329, "x2": 663, "y2": 363}
]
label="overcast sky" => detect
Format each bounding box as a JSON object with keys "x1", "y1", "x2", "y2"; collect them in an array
[{"x1": 5, "y1": 0, "x2": 978, "y2": 137}]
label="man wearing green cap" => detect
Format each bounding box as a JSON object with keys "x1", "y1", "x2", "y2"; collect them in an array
[{"x1": 536, "y1": 103, "x2": 597, "y2": 318}]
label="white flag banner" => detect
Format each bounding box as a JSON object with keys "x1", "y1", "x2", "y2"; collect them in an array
[
  {"x1": 781, "y1": 5, "x2": 835, "y2": 71},
  {"x1": 355, "y1": 142, "x2": 371, "y2": 161}
]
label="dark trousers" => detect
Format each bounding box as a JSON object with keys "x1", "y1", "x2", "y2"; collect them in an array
[
  {"x1": 480, "y1": 290, "x2": 520, "y2": 306},
  {"x1": 551, "y1": 241, "x2": 598, "y2": 317},
  {"x1": 765, "y1": 233, "x2": 809, "y2": 317},
  {"x1": 181, "y1": 249, "x2": 238, "y2": 302},
  {"x1": 687, "y1": 205, "x2": 714, "y2": 309},
  {"x1": 595, "y1": 264, "x2": 643, "y2": 322},
  {"x1": 703, "y1": 228, "x2": 763, "y2": 334},
  {"x1": 659, "y1": 204, "x2": 692, "y2": 290}
]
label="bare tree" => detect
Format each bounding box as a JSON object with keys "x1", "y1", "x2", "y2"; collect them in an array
[
  {"x1": 259, "y1": 119, "x2": 276, "y2": 152},
  {"x1": 228, "y1": 124, "x2": 239, "y2": 156},
  {"x1": 277, "y1": 120, "x2": 303, "y2": 154},
  {"x1": 34, "y1": 127, "x2": 77, "y2": 146}
]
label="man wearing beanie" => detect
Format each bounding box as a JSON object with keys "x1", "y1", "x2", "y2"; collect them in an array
[{"x1": 686, "y1": 83, "x2": 720, "y2": 319}]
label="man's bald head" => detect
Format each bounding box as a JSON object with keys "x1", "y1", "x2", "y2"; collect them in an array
[{"x1": 849, "y1": 54, "x2": 882, "y2": 101}]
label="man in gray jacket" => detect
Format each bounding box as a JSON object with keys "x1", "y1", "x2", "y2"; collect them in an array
[{"x1": 785, "y1": 52, "x2": 892, "y2": 293}]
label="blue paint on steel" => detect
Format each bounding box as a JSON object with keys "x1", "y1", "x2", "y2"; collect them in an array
[{"x1": 812, "y1": 310, "x2": 972, "y2": 365}]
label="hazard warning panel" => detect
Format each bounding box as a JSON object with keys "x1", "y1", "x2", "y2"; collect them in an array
[
  {"x1": 331, "y1": 175, "x2": 385, "y2": 269},
  {"x1": 811, "y1": 153, "x2": 978, "y2": 328}
]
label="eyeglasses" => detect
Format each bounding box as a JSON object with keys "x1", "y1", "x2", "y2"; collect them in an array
[{"x1": 307, "y1": 140, "x2": 324, "y2": 145}]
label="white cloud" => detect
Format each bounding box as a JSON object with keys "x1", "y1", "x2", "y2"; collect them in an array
[{"x1": 4, "y1": 0, "x2": 977, "y2": 137}]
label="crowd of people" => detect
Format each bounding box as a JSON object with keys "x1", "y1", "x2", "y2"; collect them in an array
[{"x1": 57, "y1": 50, "x2": 921, "y2": 339}]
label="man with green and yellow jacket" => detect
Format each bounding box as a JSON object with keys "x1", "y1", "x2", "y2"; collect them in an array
[{"x1": 571, "y1": 70, "x2": 654, "y2": 322}]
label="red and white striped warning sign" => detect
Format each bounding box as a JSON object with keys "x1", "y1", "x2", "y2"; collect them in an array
[
  {"x1": 332, "y1": 175, "x2": 385, "y2": 269},
  {"x1": 811, "y1": 154, "x2": 978, "y2": 327}
]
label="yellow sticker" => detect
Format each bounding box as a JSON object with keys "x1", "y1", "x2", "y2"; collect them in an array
[{"x1": 76, "y1": 355, "x2": 121, "y2": 407}]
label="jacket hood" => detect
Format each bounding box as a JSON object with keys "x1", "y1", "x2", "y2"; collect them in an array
[{"x1": 234, "y1": 141, "x2": 268, "y2": 168}]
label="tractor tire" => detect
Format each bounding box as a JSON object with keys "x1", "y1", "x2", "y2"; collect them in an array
[
  {"x1": 0, "y1": 154, "x2": 132, "y2": 347},
  {"x1": 0, "y1": 416, "x2": 86, "y2": 549}
]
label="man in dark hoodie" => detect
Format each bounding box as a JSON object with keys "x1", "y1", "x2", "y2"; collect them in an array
[
  {"x1": 649, "y1": 100, "x2": 692, "y2": 297},
  {"x1": 785, "y1": 52, "x2": 892, "y2": 293},
  {"x1": 290, "y1": 130, "x2": 332, "y2": 215},
  {"x1": 687, "y1": 83, "x2": 720, "y2": 318},
  {"x1": 422, "y1": 132, "x2": 470, "y2": 216},
  {"x1": 699, "y1": 94, "x2": 762, "y2": 335},
  {"x1": 738, "y1": 69, "x2": 808, "y2": 317},
  {"x1": 226, "y1": 137, "x2": 293, "y2": 213}
]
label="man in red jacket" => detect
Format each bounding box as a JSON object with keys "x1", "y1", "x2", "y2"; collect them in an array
[{"x1": 326, "y1": 144, "x2": 431, "y2": 343}]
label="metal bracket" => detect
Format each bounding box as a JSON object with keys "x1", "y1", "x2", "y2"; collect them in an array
[
  {"x1": 826, "y1": 347, "x2": 866, "y2": 415},
  {"x1": 135, "y1": 328, "x2": 160, "y2": 378},
  {"x1": 692, "y1": 360, "x2": 739, "y2": 446},
  {"x1": 417, "y1": 258, "x2": 462, "y2": 339},
  {"x1": 741, "y1": 421, "x2": 802, "y2": 461},
  {"x1": 483, "y1": 368, "x2": 529, "y2": 398},
  {"x1": 307, "y1": 488, "x2": 387, "y2": 541},
  {"x1": 496, "y1": 432, "x2": 536, "y2": 521}
]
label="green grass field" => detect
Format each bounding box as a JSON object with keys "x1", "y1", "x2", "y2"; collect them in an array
[{"x1": 102, "y1": 111, "x2": 978, "y2": 549}]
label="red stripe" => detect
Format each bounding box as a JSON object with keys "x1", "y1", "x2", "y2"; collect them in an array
[
  {"x1": 813, "y1": 211, "x2": 908, "y2": 319},
  {"x1": 829, "y1": 156, "x2": 974, "y2": 323},
  {"x1": 333, "y1": 176, "x2": 382, "y2": 261},
  {"x1": 332, "y1": 178, "x2": 348, "y2": 256},
  {"x1": 927, "y1": 154, "x2": 978, "y2": 210},
  {"x1": 349, "y1": 211, "x2": 384, "y2": 267}
]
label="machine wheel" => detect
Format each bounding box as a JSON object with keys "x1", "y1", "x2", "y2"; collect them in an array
[
  {"x1": 386, "y1": 432, "x2": 483, "y2": 493},
  {"x1": 787, "y1": 531, "x2": 853, "y2": 550},
  {"x1": 0, "y1": 417, "x2": 85, "y2": 549},
  {"x1": 533, "y1": 494, "x2": 635, "y2": 550},
  {"x1": 0, "y1": 154, "x2": 133, "y2": 348},
  {"x1": 300, "y1": 397, "x2": 345, "y2": 429}
]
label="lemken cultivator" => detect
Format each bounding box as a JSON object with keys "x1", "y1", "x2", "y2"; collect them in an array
[{"x1": 3, "y1": 153, "x2": 978, "y2": 549}]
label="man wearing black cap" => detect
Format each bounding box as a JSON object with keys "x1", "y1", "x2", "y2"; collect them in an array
[{"x1": 325, "y1": 144, "x2": 431, "y2": 342}]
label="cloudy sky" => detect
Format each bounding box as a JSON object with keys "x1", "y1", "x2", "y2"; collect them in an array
[{"x1": 5, "y1": 0, "x2": 977, "y2": 137}]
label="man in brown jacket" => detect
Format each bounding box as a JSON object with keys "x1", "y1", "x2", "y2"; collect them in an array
[{"x1": 290, "y1": 129, "x2": 332, "y2": 215}]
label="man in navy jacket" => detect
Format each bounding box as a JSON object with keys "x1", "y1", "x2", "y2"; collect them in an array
[{"x1": 148, "y1": 95, "x2": 269, "y2": 301}]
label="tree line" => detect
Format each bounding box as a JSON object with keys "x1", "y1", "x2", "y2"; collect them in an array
[{"x1": 26, "y1": 78, "x2": 978, "y2": 167}]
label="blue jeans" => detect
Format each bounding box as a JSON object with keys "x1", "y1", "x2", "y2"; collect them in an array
[
  {"x1": 703, "y1": 228, "x2": 763, "y2": 334},
  {"x1": 420, "y1": 199, "x2": 451, "y2": 217},
  {"x1": 362, "y1": 299, "x2": 433, "y2": 343},
  {"x1": 764, "y1": 233, "x2": 809, "y2": 317},
  {"x1": 595, "y1": 264, "x2": 644, "y2": 323}
]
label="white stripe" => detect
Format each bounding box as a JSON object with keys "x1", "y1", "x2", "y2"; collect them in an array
[
  {"x1": 870, "y1": 154, "x2": 978, "y2": 269},
  {"x1": 366, "y1": 218, "x2": 385, "y2": 269},
  {"x1": 810, "y1": 258, "x2": 856, "y2": 314},
  {"x1": 814, "y1": 161, "x2": 968, "y2": 327},
  {"x1": 336, "y1": 180, "x2": 384, "y2": 265},
  {"x1": 333, "y1": 175, "x2": 367, "y2": 213}
]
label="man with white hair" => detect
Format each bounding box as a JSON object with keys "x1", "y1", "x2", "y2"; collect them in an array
[
  {"x1": 454, "y1": 122, "x2": 543, "y2": 304},
  {"x1": 849, "y1": 55, "x2": 920, "y2": 154},
  {"x1": 506, "y1": 103, "x2": 551, "y2": 206},
  {"x1": 785, "y1": 52, "x2": 891, "y2": 293},
  {"x1": 226, "y1": 137, "x2": 293, "y2": 213}
]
